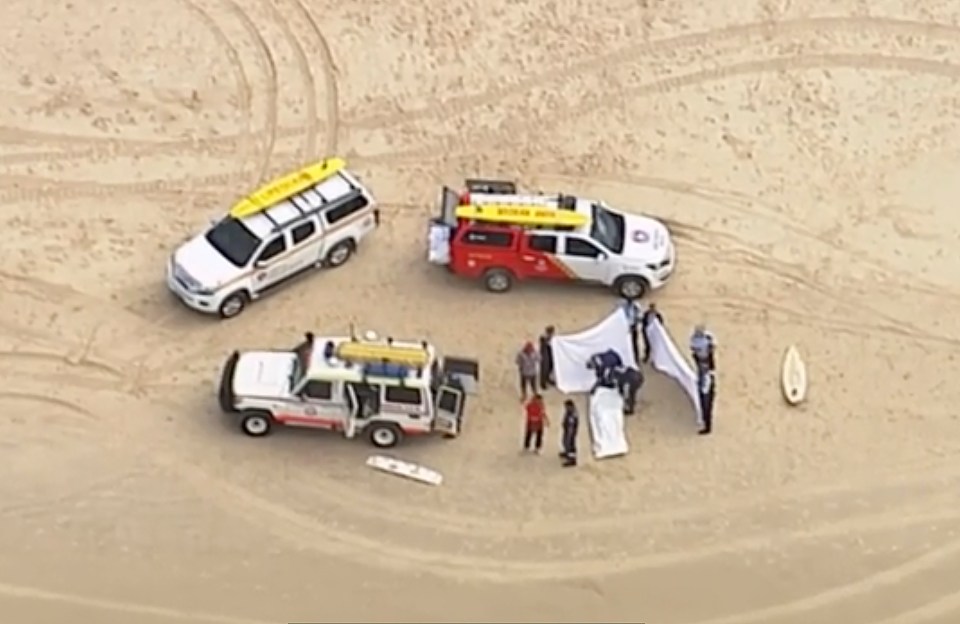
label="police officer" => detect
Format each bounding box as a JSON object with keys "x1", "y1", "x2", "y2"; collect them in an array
[
  {"x1": 640, "y1": 303, "x2": 663, "y2": 364},
  {"x1": 559, "y1": 399, "x2": 579, "y2": 467},
  {"x1": 697, "y1": 360, "x2": 716, "y2": 435},
  {"x1": 588, "y1": 349, "x2": 623, "y2": 392},
  {"x1": 618, "y1": 366, "x2": 644, "y2": 415},
  {"x1": 690, "y1": 324, "x2": 716, "y2": 371}
]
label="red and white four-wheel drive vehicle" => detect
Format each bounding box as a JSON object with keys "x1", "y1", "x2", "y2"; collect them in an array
[
  {"x1": 217, "y1": 331, "x2": 480, "y2": 449},
  {"x1": 426, "y1": 178, "x2": 676, "y2": 299}
]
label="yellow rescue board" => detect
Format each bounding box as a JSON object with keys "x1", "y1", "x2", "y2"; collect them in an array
[
  {"x1": 781, "y1": 345, "x2": 808, "y2": 406},
  {"x1": 230, "y1": 157, "x2": 346, "y2": 219},
  {"x1": 336, "y1": 341, "x2": 429, "y2": 367},
  {"x1": 455, "y1": 203, "x2": 588, "y2": 228}
]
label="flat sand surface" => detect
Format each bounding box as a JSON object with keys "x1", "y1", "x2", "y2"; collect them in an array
[{"x1": 2, "y1": 0, "x2": 960, "y2": 622}]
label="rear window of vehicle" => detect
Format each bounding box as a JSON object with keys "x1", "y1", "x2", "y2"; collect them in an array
[{"x1": 460, "y1": 229, "x2": 514, "y2": 248}]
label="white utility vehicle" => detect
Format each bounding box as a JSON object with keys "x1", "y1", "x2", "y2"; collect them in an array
[
  {"x1": 217, "y1": 331, "x2": 480, "y2": 449},
  {"x1": 167, "y1": 158, "x2": 379, "y2": 318}
]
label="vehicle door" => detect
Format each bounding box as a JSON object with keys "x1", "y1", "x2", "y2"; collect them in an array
[
  {"x1": 520, "y1": 232, "x2": 566, "y2": 280},
  {"x1": 293, "y1": 379, "x2": 347, "y2": 430},
  {"x1": 284, "y1": 216, "x2": 323, "y2": 275},
  {"x1": 250, "y1": 232, "x2": 293, "y2": 294},
  {"x1": 456, "y1": 228, "x2": 517, "y2": 278},
  {"x1": 557, "y1": 235, "x2": 611, "y2": 283},
  {"x1": 433, "y1": 384, "x2": 465, "y2": 436},
  {"x1": 380, "y1": 385, "x2": 429, "y2": 434}
]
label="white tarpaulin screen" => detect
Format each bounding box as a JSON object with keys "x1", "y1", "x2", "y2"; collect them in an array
[
  {"x1": 552, "y1": 308, "x2": 637, "y2": 394},
  {"x1": 645, "y1": 317, "x2": 703, "y2": 427},
  {"x1": 589, "y1": 387, "x2": 629, "y2": 459}
]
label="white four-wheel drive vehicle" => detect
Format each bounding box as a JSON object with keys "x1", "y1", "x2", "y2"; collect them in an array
[
  {"x1": 217, "y1": 331, "x2": 480, "y2": 449},
  {"x1": 167, "y1": 158, "x2": 379, "y2": 318}
]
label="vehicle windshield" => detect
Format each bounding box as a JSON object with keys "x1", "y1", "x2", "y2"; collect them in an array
[
  {"x1": 590, "y1": 203, "x2": 625, "y2": 253},
  {"x1": 204, "y1": 218, "x2": 261, "y2": 268}
]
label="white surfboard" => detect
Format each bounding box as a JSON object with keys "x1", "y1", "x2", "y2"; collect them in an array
[
  {"x1": 366, "y1": 455, "x2": 443, "y2": 486},
  {"x1": 781, "y1": 345, "x2": 807, "y2": 406}
]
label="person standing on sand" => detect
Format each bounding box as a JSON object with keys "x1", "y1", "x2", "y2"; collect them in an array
[
  {"x1": 640, "y1": 303, "x2": 663, "y2": 364},
  {"x1": 697, "y1": 359, "x2": 716, "y2": 436},
  {"x1": 558, "y1": 399, "x2": 579, "y2": 467},
  {"x1": 690, "y1": 324, "x2": 716, "y2": 371},
  {"x1": 538, "y1": 325, "x2": 556, "y2": 391},
  {"x1": 523, "y1": 393, "x2": 549, "y2": 453},
  {"x1": 620, "y1": 298, "x2": 641, "y2": 364},
  {"x1": 515, "y1": 341, "x2": 540, "y2": 401}
]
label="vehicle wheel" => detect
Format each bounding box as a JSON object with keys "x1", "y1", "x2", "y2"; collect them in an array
[
  {"x1": 615, "y1": 275, "x2": 648, "y2": 299},
  {"x1": 483, "y1": 268, "x2": 513, "y2": 293},
  {"x1": 240, "y1": 411, "x2": 272, "y2": 437},
  {"x1": 324, "y1": 241, "x2": 354, "y2": 268},
  {"x1": 218, "y1": 292, "x2": 248, "y2": 319},
  {"x1": 368, "y1": 423, "x2": 403, "y2": 449}
]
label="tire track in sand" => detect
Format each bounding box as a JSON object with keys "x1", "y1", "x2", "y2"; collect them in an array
[
  {"x1": 688, "y1": 534, "x2": 960, "y2": 624},
  {"x1": 0, "y1": 581, "x2": 272, "y2": 624},
  {"x1": 7, "y1": 354, "x2": 960, "y2": 583}
]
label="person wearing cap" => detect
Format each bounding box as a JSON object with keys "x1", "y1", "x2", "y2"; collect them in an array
[
  {"x1": 538, "y1": 326, "x2": 556, "y2": 391},
  {"x1": 558, "y1": 399, "x2": 579, "y2": 467},
  {"x1": 690, "y1": 324, "x2": 716, "y2": 371},
  {"x1": 640, "y1": 303, "x2": 663, "y2": 364},
  {"x1": 522, "y1": 393, "x2": 549, "y2": 453},
  {"x1": 697, "y1": 358, "x2": 716, "y2": 435},
  {"x1": 620, "y1": 298, "x2": 641, "y2": 364},
  {"x1": 515, "y1": 341, "x2": 541, "y2": 401}
]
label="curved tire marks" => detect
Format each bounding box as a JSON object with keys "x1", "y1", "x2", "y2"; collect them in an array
[
  {"x1": 288, "y1": 0, "x2": 340, "y2": 155},
  {"x1": 0, "y1": 580, "x2": 273, "y2": 624},
  {"x1": 345, "y1": 16, "x2": 960, "y2": 129}
]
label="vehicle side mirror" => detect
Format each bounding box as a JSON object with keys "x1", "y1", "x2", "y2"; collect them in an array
[
  {"x1": 596, "y1": 252, "x2": 608, "y2": 261},
  {"x1": 254, "y1": 260, "x2": 267, "y2": 268}
]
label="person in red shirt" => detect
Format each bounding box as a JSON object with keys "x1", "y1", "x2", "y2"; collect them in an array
[{"x1": 523, "y1": 393, "x2": 549, "y2": 453}]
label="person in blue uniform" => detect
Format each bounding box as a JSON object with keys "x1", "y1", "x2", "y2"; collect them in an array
[
  {"x1": 697, "y1": 360, "x2": 716, "y2": 435},
  {"x1": 618, "y1": 366, "x2": 644, "y2": 415},
  {"x1": 620, "y1": 298, "x2": 640, "y2": 363},
  {"x1": 558, "y1": 399, "x2": 579, "y2": 467},
  {"x1": 588, "y1": 349, "x2": 623, "y2": 392}
]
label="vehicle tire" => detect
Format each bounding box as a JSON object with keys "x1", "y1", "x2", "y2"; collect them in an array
[
  {"x1": 614, "y1": 275, "x2": 648, "y2": 299},
  {"x1": 368, "y1": 423, "x2": 403, "y2": 449},
  {"x1": 483, "y1": 268, "x2": 513, "y2": 293},
  {"x1": 324, "y1": 240, "x2": 354, "y2": 268},
  {"x1": 240, "y1": 411, "x2": 272, "y2": 437},
  {"x1": 218, "y1": 291, "x2": 248, "y2": 319}
]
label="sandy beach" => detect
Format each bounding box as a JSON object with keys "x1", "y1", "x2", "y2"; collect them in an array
[{"x1": 2, "y1": 0, "x2": 960, "y2": 622}]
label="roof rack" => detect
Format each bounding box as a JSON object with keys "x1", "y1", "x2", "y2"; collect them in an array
[
  {"x1": 230, "y1": 157, "x2": 346, "y2": 219},
  {"x1": 455, "y1": 202, "x2": 589, "y2": 228}
]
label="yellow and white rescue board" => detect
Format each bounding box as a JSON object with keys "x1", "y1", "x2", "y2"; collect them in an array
[
  {"x1": 781, "y1": 345, "x2": 808, "y2": 406},
  {"x1": 229, "y1": 157, "x2": 346, "y2": 219},
  {"x1": 366, "y1": 455, "x2": 443, "y2": 486},
  {"x1": 455, "y1": 203, "x2": 589, "y2": 228},
  {"x1": 336, "y1": 341, "x2": 430, "y2": 367}
]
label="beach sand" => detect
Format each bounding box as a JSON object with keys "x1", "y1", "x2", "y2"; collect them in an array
[{"x1": 1, "y1": 0, "x2": 959, "y2": 622}]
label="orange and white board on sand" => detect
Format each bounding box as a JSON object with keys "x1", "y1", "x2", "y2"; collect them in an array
[
  {"x1": 455, "y1": 203, "x2": 588, "y2": 228},
  {"x1": 366, "y1": 455, "x2": 443, "y2": 486},
  {"x1": 781, "y1": 345, "x2": 808, "y2": 406}
]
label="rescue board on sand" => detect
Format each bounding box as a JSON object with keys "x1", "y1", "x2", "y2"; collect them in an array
[
  {"x1": 230, "y1": 157, "x2": 346, "y2": 219},
  {"x1": 366, "y1": 455, "x2": 443, "y2": 486},
  {"x1": 781, "y1": 345, "x2": 807, "y2": 406},
  {"x1": 455, "y1": 203, "x2": 588, "y2": 228}
]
